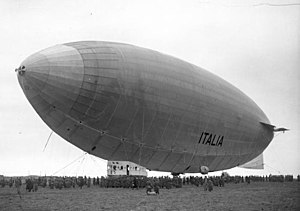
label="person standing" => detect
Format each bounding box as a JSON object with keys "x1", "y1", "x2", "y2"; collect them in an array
[
  {"x1": 207, "y1": 178, "x2": 213, "y2": 192},
  {"x1": 15, "y1": 177, "x2": 22, "y2": 199},
  {"x1": 203, "y1": 176, "x2": 208, "y2": 191}
]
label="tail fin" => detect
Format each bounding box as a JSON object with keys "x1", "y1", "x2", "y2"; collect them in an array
[{"x1": 239, "y1": 153, "x2": 264, "y2": 169}]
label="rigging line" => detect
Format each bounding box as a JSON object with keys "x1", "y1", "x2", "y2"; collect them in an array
[
  {"x1": 89, "y1": 155, "x2": 99, "y2": 174},
  {"x1": 90, "y1": 155, "x2": 105, "y2": 173},
  {"x1": 104, "y1": 87, "x2": 122, "y2": 129},
  {"x1": 79, "y1": 154, "x2": 88, "y2": 176},
  {"x1": 80, "y1": 154, "x2": 86, "y2": 166},
  {"x1": 139, "y1": 107, "x2": 145, "y2": 165},
  {"x1": 142, "y1": 106, "x2": 145, "y2": 142},
  {"x1": 138, "y1": 142, "x2": 143, "y2": 166},
  {"x1": 75, "y1": 155, "x2": 86, "y2": 176},
  {"x1": 51, "y1": 152, "x2": 88, "y2": 176},
  {"x1": 82, "y1": 48, "x2": 99, "y2": 119},
  {"x1": 187, "y1": 119, "x2": 210, "y2": 167},
  {"x1": 158, "y1": 112, "x2": 173, "y2": 147},
  {"x1": 172, "y1": 98, "x2": 194, "y2": 146},
  {"x1": 90, "y1": 154, "x2": 107, "y2": 165},
  {"x1": 43, "y1": 131, "x2": 53, "y2": 152},
  {"x1": 122, "y1": 141, "x2": 129, "y2": 161},
  {"x1": 74, "y1": 160, "x2": 81, "y2": 176},
  {"x1": 274, "y1": 133, "x2": 282, "y2": 138},
  {"x1": 90, "y1": 155, "x2": 100, "y2": 166},
  {"x1": 264, "y1": 163, "x2": 281, "y2": 174},
  {"x1": 142, "y1": 110, "x2": 157, "y2": 140}
]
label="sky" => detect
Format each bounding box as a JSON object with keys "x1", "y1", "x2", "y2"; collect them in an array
[{"x1": 0, "y1": 0, "x2": 299, "y2": 177}]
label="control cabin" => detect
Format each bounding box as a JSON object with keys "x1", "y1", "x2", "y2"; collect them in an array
[{"x1": 107, "y1": 161, "x2": 147, "y2": 177}]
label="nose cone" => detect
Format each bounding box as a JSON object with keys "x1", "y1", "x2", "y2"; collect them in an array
[{"x1": 17, "y1": 44, "x2": 84, "y2": 116}]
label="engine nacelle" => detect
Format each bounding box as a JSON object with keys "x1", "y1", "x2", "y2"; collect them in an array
[{"x1": 200, "y1": 166, "x2": 209, "y2": 174}]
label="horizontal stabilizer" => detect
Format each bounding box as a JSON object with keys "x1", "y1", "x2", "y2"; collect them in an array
[
  {"x1": 274, "y1": 128, "x2": 289, "y2": 132},
  {"x1": 260, "y1": 122, "x2": 289, "y2": 133},
  {"x1": 239, "y1": 153, "x2": 264, "y2": 169}
]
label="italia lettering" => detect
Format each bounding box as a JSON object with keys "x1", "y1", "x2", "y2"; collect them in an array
[
  {"x1": 202, "y1": 132, "x2": 210, "y2": 144},
  {"x1": 218, "y1": 136, "x2": 223, "y2": 146},
  {"x1": 198, "y1": 132, "x2": 224, "y2": 147},
  {"x1": 211, "y1": 134, "x2": 216, "y2": 146},
  {"x1": 198, "y1": 132, "x2": 203, "y2": 143},
  {"x1": 205, "y1": 134, "x2": 212, "y2": 145}
]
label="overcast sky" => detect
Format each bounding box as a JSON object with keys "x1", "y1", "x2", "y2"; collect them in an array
[{"x1": 0, "y1": 0, "x2": 299, "y2": 177}]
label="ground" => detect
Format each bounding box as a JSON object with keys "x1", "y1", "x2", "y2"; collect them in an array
[{"x1": 0, "y1": 182, "x2": 299, "y2": 211}]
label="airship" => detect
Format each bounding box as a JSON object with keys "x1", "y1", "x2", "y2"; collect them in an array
[{"x1": 16, "y1": 41, "x2": 280, "y2": 175}]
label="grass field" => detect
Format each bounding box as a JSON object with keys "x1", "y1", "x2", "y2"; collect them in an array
[{"x1": 0, "y1": 182, "x2": 299, "y2": 211}]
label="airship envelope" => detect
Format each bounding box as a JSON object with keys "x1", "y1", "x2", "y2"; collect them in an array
[{"x1": 16, "y1": 41, "x2": 275, "y2": 174}]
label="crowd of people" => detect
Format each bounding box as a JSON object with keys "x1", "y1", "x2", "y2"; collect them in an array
[{"x1": 0, "y1": 174, "x2": 298, "y2": 194}]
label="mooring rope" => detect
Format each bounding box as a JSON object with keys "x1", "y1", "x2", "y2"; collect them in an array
[{"x1": 51, "y1": 152, "x2": 88, "y2": 176}]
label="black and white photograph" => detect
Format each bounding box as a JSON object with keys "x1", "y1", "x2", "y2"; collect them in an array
[{"x1": 0, "y1": 0, "x2": 299, "y2": 210}]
